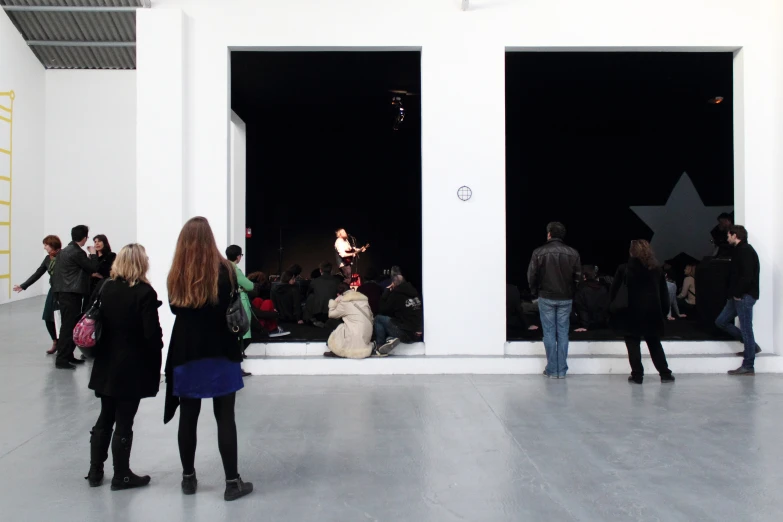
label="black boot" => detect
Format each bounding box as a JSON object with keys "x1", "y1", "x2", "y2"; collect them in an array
[
  {"x1": 110, "y1": 432, "x2": 151, "y2": 491},
  {"x1": 224, "y1": 475, "x2": 254, "y2": 501},
  {"x1": 181, "y1": 470, "x2": 198, "y2": 495},
  {"x1": 85, "y1": 427, "x2": 113, "y2": 487}
]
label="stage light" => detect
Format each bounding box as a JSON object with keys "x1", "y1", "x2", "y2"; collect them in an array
[
  {"x1": 392, "y1": 95, "x2": 405, "y2": 131},
  {"x1": 708, "y1": 96, "x2": 724, "y2": 104}
]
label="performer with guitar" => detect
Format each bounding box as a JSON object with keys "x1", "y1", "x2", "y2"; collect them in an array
[{"x1": 334, "y1": 228, "x2": 369, "y2": 283}]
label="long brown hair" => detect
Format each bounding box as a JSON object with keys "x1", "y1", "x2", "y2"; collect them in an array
[
  {"x1": 167, "y1": 217, "x2": 234, "y2": 307},
  {"x1": 629, "y1": 240, "x2": 659, "y2": 270}
]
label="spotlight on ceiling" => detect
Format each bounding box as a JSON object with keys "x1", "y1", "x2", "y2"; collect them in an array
[{"x1": 708, "y1": 96, "x2": 724, "y2": 104}]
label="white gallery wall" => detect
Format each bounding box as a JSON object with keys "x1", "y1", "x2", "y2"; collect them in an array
[
  {"x1": 0, "y1": 11, "x2": 45, "y2": 303},
  {"x1": 44, "y1": 70, "x2": 137, "y2": 253},
  {"x1": 137, "y1": 0, "x2": 783, "y2": 356}
]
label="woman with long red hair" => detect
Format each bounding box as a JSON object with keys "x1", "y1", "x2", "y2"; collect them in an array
[{"x1": 163, "y1": 217, "x2": 253, "y2": 501}]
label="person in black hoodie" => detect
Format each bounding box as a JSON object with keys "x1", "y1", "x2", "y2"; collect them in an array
[
  {"x1": 374, "y1": 266, "x2": 422, "y2": 355},
  {"x1": 610, "y1": 240, "x2": 675, "y2": 384},
  {"x1": 271, "y1": 270, "x2": 303, "y2": 324},
  {"x1": 573, "y1": 265, "x2": 610, "y2": 332},
  {"x1": 715, "y1": 225, "x2": 761, "y2": 375}
]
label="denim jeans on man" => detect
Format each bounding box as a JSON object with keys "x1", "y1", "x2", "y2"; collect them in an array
[
  {"x1": 375, "y1": 315, "x2": 402, "y2": 344},
  {"x1": 538, "y1": 298, "x2": 572, "y2": 377},
  {"x1": 715, "y1": 295, "x2": 758, "y2": 369}
]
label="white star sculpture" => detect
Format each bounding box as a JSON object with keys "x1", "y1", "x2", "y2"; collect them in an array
[{"x1": 630, "y1": 172, "x2": 733, "y2": 262}]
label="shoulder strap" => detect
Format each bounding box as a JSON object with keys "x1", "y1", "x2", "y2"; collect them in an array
[{"x1": 351, "y1": 300, "x2": 374, "y2": 323}]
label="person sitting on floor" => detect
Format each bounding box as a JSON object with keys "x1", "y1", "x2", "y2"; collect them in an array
[
  {"x1": 303, "y1": 262, "x2": 339, "y2": 327},
  {"x1": 665, "y1": 269, "x2": 686, "y2": 320},
  {"x1": 246, "y1": 271, "x2": 271, "y2": 300},
  {"x1": 357, "y1": 267, "x2": 384, "y2": 316},
  {"x1": 374, "y1": 266, "x2": 422, "y2": 356},
  {"x1": 324, "y1": 283, "x2": 375, "y2": 359},
  {"x1": 573, "y1": 265, "x2": 610, "y2": 332},
  {"x1": 249, "y1": 297, "x2": 290, "y2": 340},
  {"x1": 677, "y1": 263, "x2": 696, "y2": 316},
  {"x1": 271, "y1": 271, "x2": 303, "y2": 324}
]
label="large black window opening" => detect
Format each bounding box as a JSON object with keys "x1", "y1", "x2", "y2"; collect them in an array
[
  {"x1": 231, "y1": 51, "x2": 423, "y2": 342},
  {"x1": 506, "y1": 52, "x2": 734, "y2": 342}
]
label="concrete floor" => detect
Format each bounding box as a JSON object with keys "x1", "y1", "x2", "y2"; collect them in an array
[{"x1": 2, "y1": 297, "x2": 783, "y2": 521}]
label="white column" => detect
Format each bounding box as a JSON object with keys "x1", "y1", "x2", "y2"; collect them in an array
[
  {"x1": 230, "y1": 111, "x2": 247, "y2": 272},
  {"x1": 136, "y1": 9, "x2": 185, "y2": 360},
  {"x1": 421, "y1": 39, "x2": 506, "y2": 355}
]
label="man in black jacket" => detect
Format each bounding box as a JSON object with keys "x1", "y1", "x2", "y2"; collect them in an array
[
  {"x1": 51, "y1": 225, "x2": 99, "y2": 369},
  {"x1": 271, "y1": 271, "x2": 303, "y2": 324},
  {"x1": 715, "y1": 225, "x2": 761, "y2": 375},
  {"x1": 527, "y1": 222, "x2": 581, "y2": 378},
  {"x1": 375, "y1": 266, "x2": 422, "y2": 355},
  {"x1": 303, "y1": 262, "x2": 339, "y2": 327}
]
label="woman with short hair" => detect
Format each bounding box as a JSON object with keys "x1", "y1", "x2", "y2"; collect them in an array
[
  {"x1": 164, "y1": 217, "x2": 253, "y2": 501},
  {"x1": 13, "y1": 235, "x2": 62, "y2": 354},
  {"x1": 610, "y1": 240, "x2": 675, "y2": 384},
  {"x1": 85, "y1": 243, "x2": 163, "y2": 490}
]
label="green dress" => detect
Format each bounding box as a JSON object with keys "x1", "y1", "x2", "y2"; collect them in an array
[{"x1": 233, "y1": 263, "x2": 254, "y2": 340}]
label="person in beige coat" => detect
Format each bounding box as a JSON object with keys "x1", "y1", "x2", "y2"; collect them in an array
[{"x1": 325, "y1": 284, "x2": 375, "y2": 359}]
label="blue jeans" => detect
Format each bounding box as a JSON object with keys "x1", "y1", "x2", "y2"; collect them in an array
[
  {"x1": 538, "y1": 298, "x2": 572, "y2": 377},
  {"x1": 715, "y1": 296, "x2": 758, "y2": 369},
  {"x1": 375, "y1": 315, "x2": 402, "y2": 343}
]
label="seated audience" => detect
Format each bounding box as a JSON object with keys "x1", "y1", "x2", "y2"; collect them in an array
[
  {"x1": 249, "y1": 297, "x2": 290, "y2": 339},
  {"x1": 309, "y1": 268, "x2": 321, "y2": 280},
  {"x1": 711, "y1": 212, "x2": 733, "y2": 258},
  {"x1": 573, "y1": 265, "x2": 610, "y2": 332},
  {"x1": 357, "y1": 267, "x2": 384, "y2": 316},
  {"x1": 506, "y1": 283, "x2": 527, "y2": 328},
  {"x1": 665, "y1": 270, "x2": 686, "y2": 320},
  {"x1": 246, "y1": 271, "x2": 271, "y2": 300},
  {"x1": 271, "y1": 271, "x2": 303, "y2": 324},
  {"x1": 324, "y1": 283, "x2": 374, "y2": 359},
  {"x1": 304, "y1": 262, "x2": 339, "y2": 327},
  {"x1": 374, "y1": 266, "x2": 422, "y2": 355},
  {"x1": 677, "y1": 264, "x2": 696, "y2": 315}
]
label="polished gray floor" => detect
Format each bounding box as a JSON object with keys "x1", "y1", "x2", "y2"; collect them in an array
[{"x1": 2, "y1": 297, "x2": 783, "y2": 521}]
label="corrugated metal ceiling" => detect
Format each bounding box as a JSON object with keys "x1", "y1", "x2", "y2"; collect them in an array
[{"x1": 1, "y1": 1, "x2": 149, "y2": 69}]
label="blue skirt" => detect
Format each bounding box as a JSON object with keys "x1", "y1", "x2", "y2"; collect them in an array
[{"x1": 173, "y1": 357, "x2": 244, "y2": 399}]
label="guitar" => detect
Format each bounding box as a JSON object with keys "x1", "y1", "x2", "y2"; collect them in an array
[{"x1": 341, "y1": 243, "x2": 370, "y2": 265}]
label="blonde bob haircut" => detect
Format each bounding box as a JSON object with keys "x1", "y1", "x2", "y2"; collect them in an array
[{"x1": 110, "y1": 243, "x2": 150, "y2": 287}]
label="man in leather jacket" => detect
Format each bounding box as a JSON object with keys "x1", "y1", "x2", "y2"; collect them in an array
[
  {"x1": 527, "y1": 222, "x2": 581, "y2": 378},
  {"x1": 51, "y1": 225, "x2": 99, "y2": 370}
]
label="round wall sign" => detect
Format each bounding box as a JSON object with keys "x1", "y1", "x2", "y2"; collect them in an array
[{"x1": 457, "y1": 186, "x2": 473, "y2": 201}]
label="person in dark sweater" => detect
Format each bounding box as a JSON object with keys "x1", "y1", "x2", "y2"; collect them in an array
[
  {"x1": 85, "y1": 244, "x2": 163, "y2": 491},
  {"x1": 374, "y1": 266, "x2": 422, "y2": 355},
  {"x1": 51, "y1": 225, "x2": 100, "y2": 370},
  {"x1": 715, "y1": 225, "x2": 761, "y2": 375},
  {"x1": 357, "y1": 267, "x2": 384, "y2": 316},
  {"x1": 89, "y1": 234, "x2": 116, "y2": 297},
  {"x1": 573, "y1": 265, "x2": 610, "y2": 332},
  {"x1": 303, "y1": 262, "x2": 339, "y2": 327},
  {"x1": 13, "y1": 235, "x2": 62, "y2": 354},
  {"x1": 272, "y1": 270, "x2": 303, "y2": 324}
]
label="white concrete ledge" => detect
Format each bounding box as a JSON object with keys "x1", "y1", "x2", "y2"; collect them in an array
[
  {"x1": 246, "y1": 342, "x2": 425, "y2": 357},
  {"x1": 506, "y1": 340, "x2": 745, "y2": 356},
  {"x1": 243, "y1": 353, "x2": 783, "y2": 376}
]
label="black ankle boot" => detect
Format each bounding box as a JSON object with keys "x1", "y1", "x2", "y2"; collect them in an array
[
  {"x1": 181, "y1": 471, "x2": 198, "y2": 495},
  {"x1": 224, "y1": 475, "x2": 253, "y2": 501},
  {"x1": 110, "y1": 432, "x2": 151, "y2": 491},
  {"x1": 85, "y1": 427, "x2": 113, "y2": 487}
]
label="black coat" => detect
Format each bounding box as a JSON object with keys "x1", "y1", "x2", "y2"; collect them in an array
[
  {"x1": 20, "y1": 255, "x2": 56, "y2": 290},
  {"x1": 272, "y1": 283, "x2": 302, "y2": 322},
  {"x1": 574, "y1": 280, "x2": 610, "y2": 329},
  {"x1": 88, "y1": 279, "x2": 164, "y2": 399},
  {"x1": 609, "y1": 258, "x2": 669, "y2": 336},
  {"x1": 728, "y1": 241, "x2": 760, "y2": 299},
  {"x1": 51, "y1": 242, "x2": 98, "y2": 295},
  {"x1": 89, "y1": 252, "x2": 116, "y2": 296},
  {"x1": 527, "y1": 238, "x2": 582, "y2": 300},
  {"x1": 380, "y1": 282, "x2": 422, "y2": 333}
]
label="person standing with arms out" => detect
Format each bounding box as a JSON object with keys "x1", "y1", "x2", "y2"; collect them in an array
[
  {"x1": 610, "y1": 240, "x2": 675, "y2": 384},
  {"x1": 164, "y1": 217, "x2": 253, "y2": 501},
  {"x1": 527, "y1": 222, "x2": 581, "y2": 379},
  {"x1": 89, "y1": 234, "x2": 116, "y2": 297},
  {"x1": 51, "y1": 225, "x2": 99, "y2": 370},
  {"x1": 85, "y1": 244, "x2": 163, "y2": 490},
  {"x1": 715, "y1": 225, "x2": 761, "y2": 375},
  {"x1": 13, "y1": 235, "x2": 62, "y2": 354}
]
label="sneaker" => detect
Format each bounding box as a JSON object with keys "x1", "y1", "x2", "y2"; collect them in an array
[
  {"x1": 224, "y1": 476, "x2": 253, "y2": 502},
  {"x1": 661, "y1": 374, "x2": 675, "y2": 384},
  {"x1": 542, "y1": 370, "x2": 556, "y2": 379},
  {"x1": 728, "y1": 366, "x2": 755, "y2": 376},
  {"x1": 181, "y1": 471, "x2": 197, "y2": 495},
  {"x1": 312, "y1": 321, "x2": 326, "y2": 329},
  {"x1": 377, "y1": 338, "x2": 400, "y2": 355},
  {"x1": 269, "y1": 327, "x2": 291, "y2": 338},
  {"x1": 735, "y1": 346, "x2": 762, "y2": 356}
]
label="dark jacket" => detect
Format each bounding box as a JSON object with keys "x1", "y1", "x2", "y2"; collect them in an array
[
  {"x1": 380, "y1": 281, "x2": 422, "y2": 335},
  {"x1": 574, "y1": 280, "x2": 610, "y2": 329},
  {"x1": 51, "y1": 242, "x2": 98, "y2": 295},
  {"x1": 729, "y1": 241, "x2": 760, "y2": 300},
  {"x1": 358, "y1": 281, "x2": 384, "y2": 316},
  {"x1": 271, "y1": 283, "x2": 302, "y2": 322},
  {"x1": 304, "y1": 274, "x2": 339, "y2": 319},
  {"x1": 527, "y1": 238, "x2": 582, "y2": 300},
  {"x1": 88, "y1": 279, "x2": 164, "y2": 399},
  {"x1": 89, "y1": 252, "x2": 116, "y2": 296},
  {"x1": 164, "y1": 264, "x2": 242, "y2": 423},
  {"x1": 609, "y1": 258, "x2": 669, "y2": 336},
  {"x1": 20, "y1": 255, "x2": 56, "y2": 290}
]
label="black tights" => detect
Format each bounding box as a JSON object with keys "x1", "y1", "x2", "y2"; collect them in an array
[
  {"x1": 94, "y1": 396, "x2": 141, "y2": 435},
  {"x1": 45, "y1": 320, "x2": 57, "y2": 341},
  {"x1": 178, "y1": 393, "x2": 238, "y2": 480}
]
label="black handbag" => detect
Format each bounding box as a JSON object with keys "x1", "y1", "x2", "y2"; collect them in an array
[
  {"x1": 226, "y1": 290, "x2": 250, "y2": 337},
  {"x1": 609, "y1": 268, "x2": 629, "y2": 314}
]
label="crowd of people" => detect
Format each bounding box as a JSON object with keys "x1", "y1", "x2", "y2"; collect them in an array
[{"x1": 513, "y1": 220, "x2": 760, "y2": 381}]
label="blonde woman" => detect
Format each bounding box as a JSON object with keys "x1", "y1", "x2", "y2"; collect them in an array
[
  {"x1": 677, "y1": 264, "x2": 697, "y2": 315},
  {"x1": 86, "y1": 244, "x2": 164, "y2": 490}
]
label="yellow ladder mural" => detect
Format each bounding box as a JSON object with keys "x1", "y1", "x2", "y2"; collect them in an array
[{"x1": 0, "y1": 91, "x2": 13, "y2": 298}]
